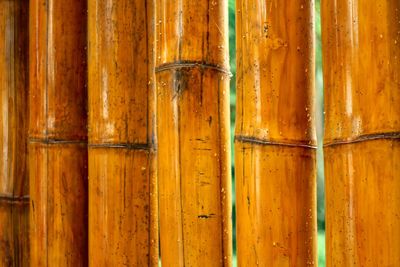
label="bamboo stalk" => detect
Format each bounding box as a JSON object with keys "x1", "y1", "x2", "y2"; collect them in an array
[
  {"x1": 0, "y1": 1, "x2": 29, "y2": 265},
  {"x1": 87, "y1": 1, "x2": 158, "y2": 265},
  {"x1": 322, "y1": 0, "x2": 400, "y2": 265},
  {"x1": 155, "y1": 1, "x2": 232, "y2": 266},
  {"x1": 235, "y1": 0, "x2": 317, "y2": 265},
  {"x1": 29, "y1": 0, "x2": 88, "y2": 265}
]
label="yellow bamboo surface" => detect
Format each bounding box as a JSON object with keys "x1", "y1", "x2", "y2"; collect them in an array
[
  {"x1": 322, "y1": 0, "x2": 400, "y2": 265},
  {"x1": 155, "y1": 0, "x2": 232, "y2": 266},
  {"x1": 29, "y1": 0, "x2": 88, "y2": 265},
  {"x1": 88, "y1": 1, "x2": 158, "y2": 266},
  {"x1": 235, "y1": 0, "x2": 317, "y2": 266},
  {"x1": 0, "y1": 1, "x2": 29, "y2": 266}
]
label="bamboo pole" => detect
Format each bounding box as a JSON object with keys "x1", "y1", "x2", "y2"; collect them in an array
[
  {"x1": 155, "y1": 1, "x2": 232, "y2": 266},
  {"x1": 235, "y1": 0, "x2": 317, "y2": 265},
  {"x1": 322, "y1": 0, "x2": 400, "y2": 265},
  {"x1": 0, "y1": 1, "x2": 29, "y2": 265},
  {"x1": 87, "y1": 1, "x2": 158, "y2": 265},
  {"x1": 29, "y1": 0, "x2": 88, "y2": 265}
]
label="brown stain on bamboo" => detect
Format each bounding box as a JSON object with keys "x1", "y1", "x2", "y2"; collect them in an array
[
  {"x1": 88, "y1": 0, "x2": 158, "y2": 266},
  {"x1": 155, "y1": 0, "x2": 232, "y2": 266},
  {"x1": 0, "y1": 1, "x2": 29, "y2": 266},
  {"x1": 322, "y1": 0, "x2": 400, "y2": 265},
  {"x1": 235, "y1": 0, "x2": 317, "y2": 266},
  {"x1": 29, "y1": 0, "x2": 88, "y2": 265}
]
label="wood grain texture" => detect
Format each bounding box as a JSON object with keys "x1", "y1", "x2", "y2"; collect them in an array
[
  {"x1": 235, "y1": 0, "x2": 317, "y2": 266},
  {"x1": 88, "y1": 0, "x2": 158, "y2": 265},
  {"x1": 29, "y1": 0, "x2": 88, "y2": 265},
  {"x1": 155, "y1": 0, "x2": 232, "y2": 266},
  {"x1": 322, "y1": 0, "x2": 400, "y2": 265},
  {"x1": 0, "y1": 1, "x2": 29, "y2": 265}
]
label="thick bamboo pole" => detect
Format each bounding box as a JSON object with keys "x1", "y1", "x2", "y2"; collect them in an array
[
  {"x1": 29, "y1": 1, "x2": 87, "y2": 265},
  {"x1": 0, "y1": 1, "x2": 29, "y2": 265},
  {"x1": 322, "y1": 0, "x2": 400, "y2": 265},
  {"x1": 155, "y1": 1, "x2": 232, "y2": 266},
  {"x1": 235, "y1": 0, "x2": 317, "y2": 266},
  {"x1": 88, "y1": 1, "x2": 158, "y2": 266}
]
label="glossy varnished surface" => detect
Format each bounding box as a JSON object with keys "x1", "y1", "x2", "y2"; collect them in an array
[
  {"x1": 156, "y1": 0, "x2": 232, "y2": 266},
  {"x1": 325, "y1": 141, "x2": 400, "y2": 266},
  {"x1": 88, "y1": 0, "x2": 150, "y2": 145},
  {"x1": 156, "y1": 0, "x2": 229, "y2": 67},
  {"x1": 235, "y1": 0, "x2": 316, "y2": 145},
  {"x1": 322, "y1": 0, "x2": 400, "y2": 265},
  {"x1": 29, "y1": 0, "x2": 88, "y2": 265},
  {"x1": 88, "y1": 0, "x2": 158, "y2": 265},
  {"x1": 29, "y1": 144, "x2": 87, "y2": 266},
  {"x1": 0, "y1": 200, "x2": 29, "y2": 267},
  {"x1": 88, "y1": 148, "x2": 153, "y2": 266},
  {"x1": 157, "y1": 69, "x2": 231, "y2": 266},
  {"x1": 235, "y1": 0, "x2": 317, "y2": 265},
  {"x1": 236, "y1": 145, "x2": 316, "y2": 266},
  {"x1": 29, "y1": 0, "x2": 87, "y2": 141},
  {"x1": 322, "y1": 0, "x2": 400, "y2": 145},
  {"x1": 0, "y1": 1, "x2": 29, "y2": 265}
]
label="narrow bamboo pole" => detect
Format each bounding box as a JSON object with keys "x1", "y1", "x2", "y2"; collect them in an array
[
  {"x1": 88, "y1": 1, "x2": 158, "y2": 265},
  {"x1": 235, "y1": 0, "x2": 317, "y2": 265},
  {"x1": 29, "y1": 0, "x2": 88, "y2": 265},
  {"x1": 155, "y1": 1, "x2": 232, "y2": 266},
  {"x1": 322, "y1": 0, "x2": 400, "y2": 265},
  {"x1": 0, "y1": 1, "x2": 29, "y2": 265}
]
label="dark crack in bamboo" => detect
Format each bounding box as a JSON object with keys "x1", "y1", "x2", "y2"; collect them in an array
[
  {"x1": 88, "y1": 0, "x2": 158, "y2": 265},
  {"x1": 322, "y1": 0, "x2": 400, "y2": 265},
  {"x1": 29, "y1": 0, "x2": 88, "y2": 265},
  {"x1": 235, "y1": 0, "x2": 317, "y2": 265},
  {"x1": 155, "y1": 0, "x2": 232, "y2": 266},
  {"x1": 0, "y1": 1, "x2": 29, "y2": 265}
]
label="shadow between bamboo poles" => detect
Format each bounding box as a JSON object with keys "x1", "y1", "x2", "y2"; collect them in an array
[
  {"x1": 235, "y1": 0, "x2": 317, "y2": 265},
  {"x1": 88, "y1": 0, "x2": 158, "y2": 266},
  {"x1": 322, "y1": 0, "x2": 400, "y2": 265},
  {"x1": 0, "y1": 1, "x2": 29, "y2": 265},
  {"x1": 155, "y1": 1, "x2": 232, "y2": 266},
  {"x1": 29, "y1": 0, "x2": 88, "y2": 265}
]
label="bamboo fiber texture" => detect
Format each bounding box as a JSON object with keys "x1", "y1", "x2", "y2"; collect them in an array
[
  {"x1": 88, "y1": 0, "x2": 158, "y2": 266},
  {"x1": 155, "y1": 0, "x2": 232, "y2": 266},
  {"x1": 235, "y1": 0, "x2": 317, "y2": 266},
  {"x1": 0, "y1": 1, "x2": 29, "y2": 265},
  {"x1": 29, "y1": 0, "x2": 88, "y2": 265},
  {"x1": 322, "y1": 0, "x2": 400, "y2": 265}
]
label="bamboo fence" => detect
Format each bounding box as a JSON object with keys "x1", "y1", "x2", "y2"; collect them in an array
[{"x1": 0, "y1": 0, "x2": 398, "y2": 266}]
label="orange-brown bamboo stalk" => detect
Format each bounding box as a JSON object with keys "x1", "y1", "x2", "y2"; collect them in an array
[
  {"x1": 29, "y1": 1, "x2": 88, "y2": 265},
  {"x1": 235, "y1": 0, "x2": 317, "y2": 265},
  {"x1": 155, "y1": 1, "x2": 232, "y2": 266},
  {"x1": 0, "y1": 1, "x2": 29, "y2": 265},
  {"x1": 87, "y1": 1, "x2": 158, "y2": 266},
  {"x1": 322, "y1": 0, "x2": 400, "y2": 265}
]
